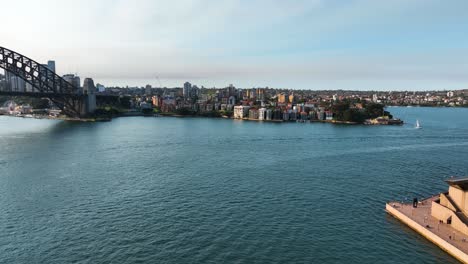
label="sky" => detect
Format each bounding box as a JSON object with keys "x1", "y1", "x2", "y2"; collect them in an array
[{"x1": 2, "y1": 0, "x2": 468, "y2": 90}]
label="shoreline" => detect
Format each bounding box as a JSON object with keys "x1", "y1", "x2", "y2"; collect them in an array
[{"x1": 1, "y1": 112, "x2": 402, "y2": 125}]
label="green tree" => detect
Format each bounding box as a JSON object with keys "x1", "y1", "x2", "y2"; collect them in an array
[
  {"x1": 31, "y1": 98, "x2": 50, "y2": 109},
  {"x1": 331, "y1": 101, "x2": 350, "y2": 121},
  {"x1": 175, "y1": 107, "x2": 195, "y2": 116},
  {"x1": 119, "y1": 96, "x2": 132, "y2": 109},
  {"x1": 364, "y1": 103, "x2": 385, "y2": 118}
]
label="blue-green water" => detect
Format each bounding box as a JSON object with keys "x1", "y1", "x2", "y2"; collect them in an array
[{"x1": 1, "y1": 107, "x2": 468, "y2": 263}]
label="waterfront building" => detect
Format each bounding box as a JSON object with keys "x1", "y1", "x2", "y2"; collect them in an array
[
  {"x1": 249, "y1": 108, "x2": 259, "y2": 119},
  {"x1": 289, "y1": 110, "x2": 297, "y2": 121},
  {"x1": 233, "y1": 105, "x2": 250, "y2": 119},
  {"x1": 162, "y1": 97, "x2": 176, "y2": 112},
  {"x1": 309, "y1": 111, "x2": 317, "y2": 120},
  {"x1": 266, "y1": 109, "x2": 273, "y2": 120},
  {"x1": 152, "y1": 96, "x2": 161, "y2": 107},
  {"x1": 258, "y1": 108, "x2": 267, "y2": 120},
  {"x1": 273, "y1": 109, "x2": 282, "y2": 120},
  {"x1": 282, "y1": 111, "x2": 289, "y2": 121},
  {"x1": 19, "y1": 105, "x2": 33, "y2": 114},
  {"x1": 365, "y1": 116, "x2": 403, "y2": 125},
  {"x1": 325, "y1": 111, "x2": 333, "y2": 121},
  {"x1": 431, "y1": 178, "x2": 468, "y2": 236},
  {"x1": 317, "y1": 110, "x2": 325, "y2": 120}
]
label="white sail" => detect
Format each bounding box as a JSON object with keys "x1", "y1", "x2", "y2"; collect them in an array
[{"x1": 415, "y1": 119, "x2": 421, "y2": 129}]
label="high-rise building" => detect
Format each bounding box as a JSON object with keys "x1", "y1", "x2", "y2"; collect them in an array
[
  {"x1": 228, "y1": 96, "x2": 236, "y2": 105},
  {"x1": 10, "y1": 76, "x2": 25, "y2": 92},
  {"x1": 26, "y1": 83, "x2": 33, "y2": 92},
  {"x1": 42, "y1": 61, "x2": 56, "y2": 73},
  {"x1": 245, "y1": 89, "x2": 251, "y2": 99},
  {"x1": 152, "y1": 96, "x2": 161, "y2": 107},
  {"x1": 63, "y1": 74, "x2": 81, "y2": 92},
  {"x1": 47, "y1": 61, "x2": 56, "y2": 73},
  {"x1": 228, "y1": 84, "x2": 236, "y2": 96},
  {"x1": 145, "y1": 84, "x2": 152, "y2": 95},
  {"x1": 278, "y1": 93, "x2": 287, "y2": 104},
  {"x1": 250, "y1": 88, "x2": 256, "y2": 99},
  {"x1": 183, "y1": 82, "x2": 192, "y2": 98},
  {"x1": 257, "y1": 88, "x2": 265, "y2": 101},
  {"x1": 0, "y1": 73, "x2": 5, "y2": 91},
  {"x1": 192, "y1": 85, "x2": 200, "y2": 97},
  {"x1": 4, "y1": 71, "x2": 12, "y2": 91}
]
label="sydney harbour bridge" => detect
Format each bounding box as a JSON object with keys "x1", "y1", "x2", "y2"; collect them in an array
[{"x1": 0, "y1": 46, "x2": 114, "y2": 117}]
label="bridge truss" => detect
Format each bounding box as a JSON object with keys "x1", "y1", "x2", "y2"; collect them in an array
[{"x1": 0, "y1": 46, "x2": 86, "y2": 117}]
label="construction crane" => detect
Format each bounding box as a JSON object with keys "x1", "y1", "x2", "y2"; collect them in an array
[{"x1": 155, "y1": 76, "x2": 163, "y2": 88}]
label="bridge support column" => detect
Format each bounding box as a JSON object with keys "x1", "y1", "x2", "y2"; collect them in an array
[
  {"x1": 81, "y1": 78, "x2": 97, "y2": 116},
  {"x1": 81, "y1": 93, "x2": 96, "y2": 116}
]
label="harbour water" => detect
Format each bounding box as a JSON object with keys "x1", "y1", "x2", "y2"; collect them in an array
[{"x1": 1, "y1": 107, "x2": 468, "y2": 263}]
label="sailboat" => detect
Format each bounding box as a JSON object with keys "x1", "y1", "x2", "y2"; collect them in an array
[{"x1": 415, "y1": 119, "x2": 422, "y2": 129}]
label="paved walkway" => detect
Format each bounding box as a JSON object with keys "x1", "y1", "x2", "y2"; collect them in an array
[{"x1": 390, "y1": 195, "x2": 468, "y2": 253}]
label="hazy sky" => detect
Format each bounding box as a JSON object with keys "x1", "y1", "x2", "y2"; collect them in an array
[{"x1": 2, "y1": 0, "x2": 468, "y2": 90}]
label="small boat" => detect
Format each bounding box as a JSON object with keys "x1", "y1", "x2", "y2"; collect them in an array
[{"x1": 415, "y1": 119, "x2": 422, "y2": 129}]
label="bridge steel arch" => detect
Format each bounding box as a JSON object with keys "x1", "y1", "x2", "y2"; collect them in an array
[{"x1": 0, "y1": 46, "x2": 88, "y2": 117}]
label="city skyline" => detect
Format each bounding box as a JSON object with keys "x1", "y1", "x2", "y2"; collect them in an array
[{"x1": 2, "y1": 0, "x2": 468, "y2": 90}]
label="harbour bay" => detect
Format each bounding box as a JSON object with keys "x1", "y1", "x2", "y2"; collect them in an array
[{"x1": 1, "y1": 107, "x2": 468, "y2": 263}]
